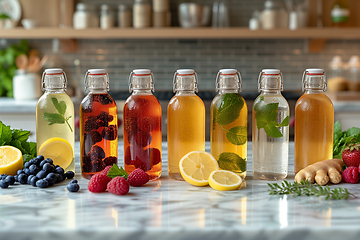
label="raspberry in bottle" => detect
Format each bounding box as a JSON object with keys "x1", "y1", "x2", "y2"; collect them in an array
[
  {"x1": 123, "y1": 69, "x2": 162, "y2": 180},
  {"x1": 167, "y1": 69, "x2": 205, "y2": 180},
  {"x1": 80, "y1": 69, "x2": 118, "y2": 179}
]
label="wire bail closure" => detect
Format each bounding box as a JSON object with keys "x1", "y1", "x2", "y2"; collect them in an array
[
  {"x1": 257, "y1": 71, "x2": 284, "y2": 92},
  {"x1": 172, "y1": 72, "x2": 198, "y2": 93},
  {"x1": 84, "y1": 70, "x2": 110, "y2": 92},
  {"x1": 301, "y1": 69, "x2": 327, "y2": 92},
  {"x1": 41, "y1": 69, "x2": 68, "y2": 91},
  {"x1": 215, "y1": 70, "x2": 242, "y2": 92},
  {"x1": 128, "y1": 71, "x2": 155, "y2": 93}
]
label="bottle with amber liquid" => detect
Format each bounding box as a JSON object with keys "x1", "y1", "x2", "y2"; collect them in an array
[
  {"x1": 123, "y1": 69, "x2": 162, "y2": 180},
  {"x1": 80, "y1": 69, "x2": 118, "y2": 179},
  {"x1": 295, "y1": 69, "x2": 334, "y2": 173},
  {"x1": 167, "y1": 69, "x2": 205, "y2": 180}
]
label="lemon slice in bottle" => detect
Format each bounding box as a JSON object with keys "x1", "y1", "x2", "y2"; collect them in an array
[
  {"x1": 0, "y1": 146, "x2": 23, "y2": 176},
  {"x1": 38, "y1": 137, "x2": 73, "y2": 169},
  {"x1": 209, "y1": 170, "x2": 242, "y2": 191},
  {"x1": 179, "y1": 151, "x2": 219, "y2": 187}
]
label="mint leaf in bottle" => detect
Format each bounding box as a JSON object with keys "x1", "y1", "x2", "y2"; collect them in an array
[
  {"x1": 216, "y1": 93, "x2": 244, "y2": 125},
  {"x1": 218, "y1": 152, "x2": 246, "y2": 173},
  {"x1": 226, "y1": 126, "x2": 247, "y2": 145}
]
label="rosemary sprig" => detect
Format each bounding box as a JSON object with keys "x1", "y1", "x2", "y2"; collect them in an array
[{"x1": 268, "y1": 180, "x2": 356, "y2": 200}]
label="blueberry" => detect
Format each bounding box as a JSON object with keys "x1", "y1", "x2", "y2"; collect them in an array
[
  {"x1": 39, "y1": 160, "x2": 47, "y2": 168},
  {"x1": 24, "y1": 168, "x2": 31, "y2": 175},
  {"x1": 45, "y1": 158, "x2": 53, "y2": 165},
  {"x1": 17, "y1": 169, "x2": 25, "y2": 175},
  {"x1": 14, "y1": 175, "x2": 18, "y2": 182},
  {"x1": 18, "y1": 173, "x2": 28, "y2": 184},
  {"x1": 36, "y1": 170, "x2": 47, "y2": 179},
  {"x1": 4, "y1": 176, "x2": 15, "y2": 185},
  {"x1": 46, "y1": 173, "x2": 57, "y2": 186},
  {"x1": 29, "y1": 165, "x2": 40, "y2": 175},
  {"x1": 34, "y1": 158, "x2": 41, "y2": 166},
  {"x1": 36, "y1": 179, "x2": 49, "y2": 188},
  {"x1": 55, "y1": 167, "x2": 64, "y2": 175},
  {"x1": 65, "y1": 171, "x2": 75, "y2": 179},
  {"x1": 67, "y1": 183, "x2": 79, "y2": 192},
  {"x1": 43, "y1": 163, "x2": 54, "y2": 173},
  {"x1": 54, "y1": 165, "x2": 60, "y2": 169},
  {"x1": 27, "y1": 175, "x2": 35, "y2": 184},
  {"x1": 0, "y1": 174, "x2": 7, "y2": 180},
  {"x1": 70, "y1": 179, "x2": 78, "y2": 184},
  {"x1": 54, "y1": 173, "x2": 63, "y2": 183},
  {"x1": 36, "y1": 155, "x2": 45, "y2": 161},
  {"x1": 0, "y1": 180, "x2": 9, "y2": 188},
  {"x1": 24, "y1": 162, "x2": 31, "y2": 168},
  {"x1": 29, "y1": 159, "x2": 36, "y2": 164},
  {"x1": 29, "y1": 176, "x2": 39, "y2": 187}
]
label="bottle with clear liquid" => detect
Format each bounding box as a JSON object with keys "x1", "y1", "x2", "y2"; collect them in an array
[
  {"x1": 252, "y1": 69, "x2": 289, "y2": 180},
  {"x1": 36, "y1": 68, "x2": 75, "y2": 172},
  {"x1": 124, "y1": 69, "x2": 162, "y2": 181},
  {"x1": 295, "y1": 69, "x2": 334, "y2": 173},
  {"x1": 167, "y1": 69, "x2": 205, "y2": 180},
  {"x1": 211, "y1": 69, "x2": 247, "y2": 179},
  {"x1": 80, "y1": 69, "x2": 118, "y2": 179}
]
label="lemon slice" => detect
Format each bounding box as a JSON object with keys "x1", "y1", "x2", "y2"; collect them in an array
[
  {"x1": 0, "y1": 146, "x2": 23, "y2": 176},
  {"x1": 38, "y1": 137, "x2": 73, "y2": 169},
  {"x1": 209, "y1": 170, "x2": 242, "y2": 191},
  {"x1": 179, "y1": 151, "x2": 219, "y2": 187}
]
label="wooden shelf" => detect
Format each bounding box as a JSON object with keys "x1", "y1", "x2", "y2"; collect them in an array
[{"x1": 1, "y1": 27, "x2": 360, "y2": 39}]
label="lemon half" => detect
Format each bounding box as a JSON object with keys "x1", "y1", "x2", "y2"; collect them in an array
[
  {"x1": 209, "y1": 170, "x2": 242, "y2": 191},
  {"x1": 38, "y1": 137, "x2": 73, "y2": 169},
  {"x1": 179, "y1": 151, "x2": 219, "y2": 187},
  {"x1": 0, "y1": 146, "x2": 23, "y2": 176}
]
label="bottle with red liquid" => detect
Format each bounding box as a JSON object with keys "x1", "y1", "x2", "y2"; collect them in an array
[
  {"x1": 123, "y1": 69, "x2": 162, "y2": 180},
  {"x1": 80, "y1": 69, "x2": 118, "y2": 179}
]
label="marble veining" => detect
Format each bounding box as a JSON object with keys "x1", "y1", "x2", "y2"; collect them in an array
[{"x1": 1, "y1": 142, "x2": 360, "y2": 240}]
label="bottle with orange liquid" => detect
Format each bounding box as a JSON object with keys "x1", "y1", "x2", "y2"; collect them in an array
[
  {"x1": 123, "y1": 69, "x2": 162, "y2": 180},
  {"x1": 294, "y1": 68, "x2": 334, "y2": 173},
  {"x1": 167, "y1": 69, "x2": 205, "y2": 180},
  {"x1": 80, "y1": 69, "x2": 118, "y2": 179},
  {"x1": 211, "y1": 69, "x2": 247, "y2": 179}
]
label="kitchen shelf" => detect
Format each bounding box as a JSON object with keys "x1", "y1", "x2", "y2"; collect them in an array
[{"x1": 1, "y1": 27, "x2": 360, "y2": 39}]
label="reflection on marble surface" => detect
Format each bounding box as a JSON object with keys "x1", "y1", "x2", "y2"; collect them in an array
[{"x1": 0, "y1": 143, "x2": 360, "y2": 240}]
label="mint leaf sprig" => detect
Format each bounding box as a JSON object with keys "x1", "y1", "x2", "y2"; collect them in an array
[
  {"x1": 254, "y1": 96, "x2": 289, "y2": 138},
  {"x1": 268, "y1": 180, "x2": 356, "y2": 200},
  {"x1": 43, "y1": 98, "x2": 73, "y2": 132},
  {"x1": 107, "y1": 164, "x2": 129, "y2": 179}
]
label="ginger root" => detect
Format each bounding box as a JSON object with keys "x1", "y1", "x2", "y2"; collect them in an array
[{"x1": 295, "y1": 159, "x2": 343, "y2": 186}]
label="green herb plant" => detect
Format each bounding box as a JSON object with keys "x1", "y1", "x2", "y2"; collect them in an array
[
  {"x1": 213, "y1": 93, "x2": 247, "y2": 173},
  {"x1": 0, "y1": 40, "x2": 29, "y2": 97},
  {"x1": 43, "y1": 98, "x2": 73, "y2": 132},
  {"x1": 253, "y1": 96, "x2": 289, "y2": 138},
  {"x1": 0, "y1": 13, "x2": 10, "y2": 19},
  {"x1": 0, "y1": 120, "x2": 37, "y2": 164},
  {"x1": 333, "y1": 121, "x2": 360, "y2": 159},
  {"x1": 107, "y1": 164, "x2": 129, "y2": 179},
  {"x1": 268, "y1": 180, "x2": 355, "y2": 200}
]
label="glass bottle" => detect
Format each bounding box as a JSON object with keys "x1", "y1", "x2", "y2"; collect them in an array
[
  {"x1": 123, "y1": 69, "x2": 162, "y2": 181},
  {"x1": 331, "y1": 0, "x2": 350, "y2": 27},
  {"x1": 295, "y1": 69, "x2": 334, "y2": 173},
  {"x1": 36, "y1": 68, "x2": 75, "y2": 172},
  {"x1": 167, "y1": 69, "x2": 205, "y2": 180},
  {"x1": 80, "y1": 69, "x2": 118, "y2": 179},
  {"x1": 252, "y1": 69, "x2": 289, "y2": 180},
  {"x1": 211, "y1": 69, "x2": 247, "y2": 179}
]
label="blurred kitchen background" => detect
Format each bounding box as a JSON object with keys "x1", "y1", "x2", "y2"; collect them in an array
[{"x1": 1, "y1": 0, "x2": 360, "y2": 141}]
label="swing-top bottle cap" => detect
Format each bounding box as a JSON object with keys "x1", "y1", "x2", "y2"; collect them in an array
[
  {"x1": 44, "y1": 68, "x2": 63, "y2": 75},
  {"x1": 305, "y1": 68, "x2": 324, "y2": 75},
  {"x1": 88, "y1": 69, "x2": 107, "y2": 75},
  {"x1": 133, "y1": 69, "x2": 151, "y2": 75},
  {"x1": 42, "y1": 68, "x2": 67, "y2": 90},
  {"x1": 262, "y1": 69, "x2": 280, "y2": 75},
  {"x1": 219, "y1": 69, "x2": 237, "y2": 75},
  {"x1": 176, "y1": 69, "x2": 195, "y2": 75}
]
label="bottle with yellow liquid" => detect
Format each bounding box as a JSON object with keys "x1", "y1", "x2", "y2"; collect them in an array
[
  {"x1": 167, "y1": 69, "x2": 205, "y2": 180},
  {"x1": 295, "y1": 68, "x2": 334, "y2": 173},
  {"x1": 36, "y1": 68, "x2": 75, "y2": 172},
  {"x1": 210, "y1": 69, "x2": 247, "y2": 179},
  {"x1": 252, "y1": 69, "x2": 289, "y2": 180}
]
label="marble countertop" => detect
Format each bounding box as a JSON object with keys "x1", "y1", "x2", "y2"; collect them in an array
[{"x1": 1, "y1": 142, "x2": 360, "y2": 240}]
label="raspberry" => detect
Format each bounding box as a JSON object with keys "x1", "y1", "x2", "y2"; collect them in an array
[
  {"x1": 92, "y1": 94, "x2": 113, "y2": 105},
  {"x1": 148, "y1": 148, "x2": 161, "y2": 166},
  {"x1": 124, "y1": 117, "x2": 138, "y2": 134},
  {"x1": 91, "y1": 130, "x2": 102, "y2": 144},
  {"x1": 82, "y1": 155, "x2": 92, "y2": 172},
  {"x1": 342, "y1": 166, "x2": 360, "y2": 184},
  {"x1": 90, "y1": 145, "x2": 105, "y2": 162},
  {"x1": 125, "y1": 146, "x2": 146, "y2": 165},
  {"x1": 138, "y1": 117, "x2": 152, "y2": 133},
  {"x1": 97, "y1": 111, "x2": 114, "y2": 123},
  {"x1": 101, "y1": 165, "x2": 113, "y2": 175},
  {"x1": 96, "y1": 119, "x2": 108, "y2": 128},
  {"x1": 84, "y1": 116, "x2": 97, "y2": 132},
  {"x1": 128, "y1": 131, "x2": 152, "y2": 147},
  {"x1": 102, "y1": 125, "x2": 118, "y2": 140},
  {"x1": 107, "y1": 177, "x2": 129, "y2": 195},
  {"x1": 130, "y1": 157, "x2": 148, "y2": 171},
  {"x1": 103, "y1": 156, "x2": 117, "y2": 167},
  {"x1": 127, "y1": 168, "x2": 150, "y2": 187},
  {"x1": 88, "y1": 173, "x2": 111, "y2": 193}
]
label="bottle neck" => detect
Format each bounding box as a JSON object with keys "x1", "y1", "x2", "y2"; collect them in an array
[
  {"x1": 305, "y1": 89, "x2": 325, "y2": 94},
  {"x1": 260, "y1": 89, "x2": 281, "y2": 95},
  {"x1": 303, "y1": 75, "x2": 326, "y2": 92},
  {"x1": 133, "y1": 89, "x2": 152, "y2": 94},
  {"x1": 176, "y1": 90, "x2": 196, "y2": 95},
  {"x1": 219, "y1": 89, "x2": 238, "y2": 94},
  {"x1": 174, "y1": 75, "x2": 197, "y2": 92},
  {"x1": 45, "y1": 89, "x2": 66, "y2": 94}
]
